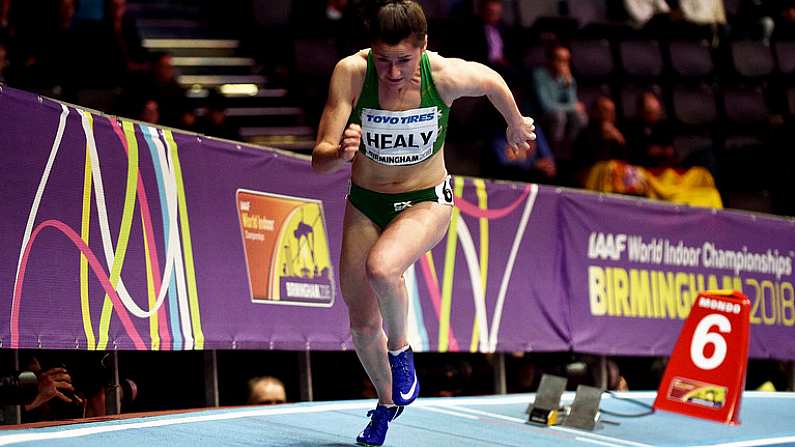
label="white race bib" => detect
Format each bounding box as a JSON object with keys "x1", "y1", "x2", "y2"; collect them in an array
[{"x1": 360, "y1": 106, "x2": 439, "y2": 166}]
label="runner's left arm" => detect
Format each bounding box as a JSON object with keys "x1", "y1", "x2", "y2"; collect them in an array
[{"x1": 437, "y1": 57, "x2": 536, "y2": 151}]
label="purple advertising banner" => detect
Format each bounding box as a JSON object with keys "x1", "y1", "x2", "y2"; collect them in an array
[
  {"x1": 1, "y1": 87, "x2": 793, "y2": 359},
  {"x1": 560, "y1": 190, "x2": 795, "y2": 359},
  {"x1": 0, "y1": 87, "x2": 568, "y2": 354}
]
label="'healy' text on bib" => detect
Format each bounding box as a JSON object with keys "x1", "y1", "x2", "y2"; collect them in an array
[{"x1": 361, "y1": 106, "x2": 440, "y2": 166}]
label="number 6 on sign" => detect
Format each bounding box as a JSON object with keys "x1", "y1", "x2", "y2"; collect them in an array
[
  {"x1": 654, "y1": 290, "x2": 751, "y2": 425},
  {"x1": 690, "y1": 314, "x2": 730, "y2": 370}
]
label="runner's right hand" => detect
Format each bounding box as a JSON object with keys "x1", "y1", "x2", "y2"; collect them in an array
[{"x1": 339, "y1": 123, "x2": 361, "y2": 162}]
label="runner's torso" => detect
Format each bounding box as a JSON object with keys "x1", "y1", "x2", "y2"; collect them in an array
[{"x1": 349, "y1": 50, "x2": 451, "y2": 193}]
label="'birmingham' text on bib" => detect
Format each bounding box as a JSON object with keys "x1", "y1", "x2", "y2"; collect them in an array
[{"x1": 360, "y1": 106, "x2": 440, "y2": 166}]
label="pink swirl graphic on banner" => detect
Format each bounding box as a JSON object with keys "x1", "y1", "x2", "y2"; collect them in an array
[
  {"x1": 109, "y1": 118, "x2": 172, "y2": 349},
  {"x1": 11, "y1": 220, "x2": 146, "y2": 350},
  {"x1": 454, "y1": 184, "x2": 531, "y2": 219}
]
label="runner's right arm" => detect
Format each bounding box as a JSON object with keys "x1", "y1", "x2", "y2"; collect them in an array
[{"x1": 312, "y1": 56, "x2": 362, "y2": 174}]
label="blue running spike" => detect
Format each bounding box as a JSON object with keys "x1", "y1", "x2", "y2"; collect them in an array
[
  {"x1": 389, "y1": 346, "x2": 419, "y2": 406},
  {"x1": 356, "y1": 405, "x2": 403, "y2": 446}
]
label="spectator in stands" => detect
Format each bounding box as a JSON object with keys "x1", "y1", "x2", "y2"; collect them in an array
[
  {"x1": 198, "y1": 89, "x2": 240, "y2": 141},
  {"x1": 125, "y1": 52, "x2": 192, "y2": 129},
  {"x1": 679, "y1": 0, "x2": 727, "y2": 27},
  {"x1": 625, "y1": 90, "x2": 676, "y2": 168},
  {"x1": 0, "y1": 41, "x2": 8, "y2": 83},
  {"x1": 136, "y1": 98, "x2": 160, "y2": 125},
  {"x1": 623, "y1": 0, "x2": 725, "y2": 39},
  {"x1": 96, "y1": 0, "x2": 148, "y2": 84},
  {"x1": 623, "y1": 0, "x2": 672, "y2": 30},
  {"x1": 773, "y1": 0, "x2": 795, "y2": 39},
  {"x1": 13, "y1": 0, "x2": 81, "y2": 95},
  {"x1": 247, "y1": 376, "x2": 287, "y2": 405},
  {"x1": 531, "y1": 43, "x2": 587, "y2": 166},
  {"x1": 487, "y1": 125, "x2": 557, "y2": 183},
  {"x1": 732, "y1": 0, "x2": 776, "y2": 42},
  {"x1": 289, "y1": 0, "x2": 357, "y2": 53},
  {"x1": 461, "y1": 0, "x2": 516, "y2": 80},
  {"x1": 0, "y1": 0, "x2": 12, "y2": 40},
  {"x1": 573, "y1": 95, "x2": 629, "y2": 182}
]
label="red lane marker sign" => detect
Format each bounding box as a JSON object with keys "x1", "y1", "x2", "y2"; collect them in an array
[{"x1": 653, "y1": 290, "x2": 751, "y2": 425}]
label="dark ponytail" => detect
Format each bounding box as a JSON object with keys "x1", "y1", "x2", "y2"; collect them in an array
[{"x1": 364, "y1": 0, "x2": 427, "y2": 47}]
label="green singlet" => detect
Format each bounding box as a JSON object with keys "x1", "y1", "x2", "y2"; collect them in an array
[{"x1": 349, "y1": 50, "x2": 450, "y2": 167}]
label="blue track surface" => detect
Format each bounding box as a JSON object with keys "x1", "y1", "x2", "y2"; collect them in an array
[{"x1": 0, "y1": 392, "x2": 793, "y2": 446}]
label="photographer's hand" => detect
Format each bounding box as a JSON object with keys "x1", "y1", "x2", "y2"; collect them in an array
[{"x1": 24, "y1": 368, "x2": 82, "y2": 411}]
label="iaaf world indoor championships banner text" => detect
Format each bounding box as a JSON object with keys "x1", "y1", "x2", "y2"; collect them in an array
[{"x1": 1, "y1": 87, "x2": 793, "y2": 359}]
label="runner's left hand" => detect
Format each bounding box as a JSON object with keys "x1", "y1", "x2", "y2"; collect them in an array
[{"x1": 506, "y1": 116, "x2": 536, "y2": 155}]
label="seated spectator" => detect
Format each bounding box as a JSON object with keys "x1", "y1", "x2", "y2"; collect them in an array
[
  {"x1": 0, "y1": 0, "x2": 12, "y2": 40},
  {"x1": 622, "y1": 0, "x2": 724, "y2": 39},
  {"x1": 573, "y1": 95, "x2": 629, "y2": 183},
  {"x1": 625, "y1": 90, "x2": 676, "y2": 168},
  {"x1": 12, "y1": 0, "x2": 81, "y2": 95},
  {"x1": 460, "y1": 0, "x2": 517, "y2": 80},
  {"x1": 487, "y1": 125, "x2": 557, "y2": 184},
  {"x1": 732, "y1": 0, "x2": 776, "y2": 42},
  {"x1": 623, "y1": 0, "x2": 672, "y2": 30},
  {"x1": 136, "y1": 98, "x2": 160, "y2": 125},
  {"x1": 773, "y1": 0, "x2": 795, "y2": 40},
  {"x1": 197, "y1": 90, "x2": 240, "y2": 141},
  {"x1": 123, "y1": 52, "x2": 192, "y2": 129},
  {"x1": 0, "y1": 40, "x2": 8, "y2": 83},
  {"x1": 531, "y1": 43, "x2": 587, "y2": 165},
  {"x1": 247, "y1": 376, "x2": 286, "y2": 405},
  {"x1": 91, "y1": 0, "x2": 148, "y2": 86},
  {"x1": 679, "y1": 0, "x2": 727, "y2": 27}
]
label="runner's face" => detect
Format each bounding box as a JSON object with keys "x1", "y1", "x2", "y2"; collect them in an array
[{"x1": 372, "y1": 38, "x2": 425, "y2": 89}]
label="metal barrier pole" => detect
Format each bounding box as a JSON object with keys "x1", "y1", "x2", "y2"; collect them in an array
[
  {"x1": 494, "y1": 353, "x2": 507, "y2": 395},
  {"x1": 299, "y1": 351, "x2": 313, "y2": 402},
  {"x1": 204, "y1": 350, "x2": 220, "y2": 407},
  {"x1": 2, "y1": 350, "x2": 22, "y2": 424},
  {"x1": 107, "y1": 351, "x2": 121, "y2": 415},
  {"x1": 599, "y1": 356, "x2": 608, "y2": 390}
]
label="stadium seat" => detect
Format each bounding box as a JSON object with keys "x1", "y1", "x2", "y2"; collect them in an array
[
  {"x1": 567, "y1": 0, "x2": 608, "y2": 29},
  {"x1": 671, "y1": 84, "x2": 718, "y2": 128},
  {"x1": 522, "y1": 44, "x2": 547, "y2": 72},
  {"x1": 730, "y1": 40, "x2": 775, "y2": 79},
  {"x1": 721, "y1": 85, "x2": 769, "y2": 130},
  {"x1": 570, "y1": 39, "x2": 613, "y2": 81},
  {"x1": 667, "y1": 40, "x2": 714, "y2": 79},
  {"x1": 619, "y1": 40, "x2": 664, "y2": 79},
  {"x1": 773, "y1": 41, "x2": 795, "y2": 75}
]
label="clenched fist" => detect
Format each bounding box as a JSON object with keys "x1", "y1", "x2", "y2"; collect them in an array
[
  {"x1": 339, "y1": 123, "x2": 361, "y2": 162},
  {"x1": 506, "y1": 116, "x2": 536, "y2": 155}
]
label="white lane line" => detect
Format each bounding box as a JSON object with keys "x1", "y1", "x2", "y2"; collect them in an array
[
  {"x1": 417, "y1": 406, "x2": 479, "y2": 420},
  {"x1": 435, "y1": 405, "x2": 654, "y2": 447},
  {"x1": 550, "y1": 426, "x2": 653, "y2": 447},
  {"x1": 576, "y1": 437, "x2": 624, "y2": 447},
  {"x1": 691, "y1": 436, "x2": 795, "y2": 447},
  {"x1": 0, "y1": 402, "x2": 373, "y2": 446},
  {"x1": 436, "y1": 404, "x2": 526, "y2": 423}
]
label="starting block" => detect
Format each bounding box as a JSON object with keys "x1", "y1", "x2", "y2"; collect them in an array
[
  {"x1": 654, "y1": 290, "x2": 751, "y2": 425},
  {"x1": 562, "y1": 385, "x2": 603, "y2": 431},
  {"x1": 527, "y1": 374, "x2": 567, "y2": 425}
]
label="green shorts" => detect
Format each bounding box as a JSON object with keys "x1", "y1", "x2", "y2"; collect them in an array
[{"x1": 348, "y1": 175, "x2": 454, "y2": 230}]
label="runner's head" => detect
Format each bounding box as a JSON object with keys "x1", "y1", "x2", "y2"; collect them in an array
[{"x1": 366, "y1": 1, "x2": 427, "y2": 88}]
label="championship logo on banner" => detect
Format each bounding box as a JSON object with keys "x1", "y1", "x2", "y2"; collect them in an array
[{"x1": 236, "y1": 190, "x2": 335, "y2": 307}]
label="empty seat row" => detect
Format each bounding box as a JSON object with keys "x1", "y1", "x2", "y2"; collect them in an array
[{"x1": 522, "y1": 38, "x2": 795, "y2": 81}]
